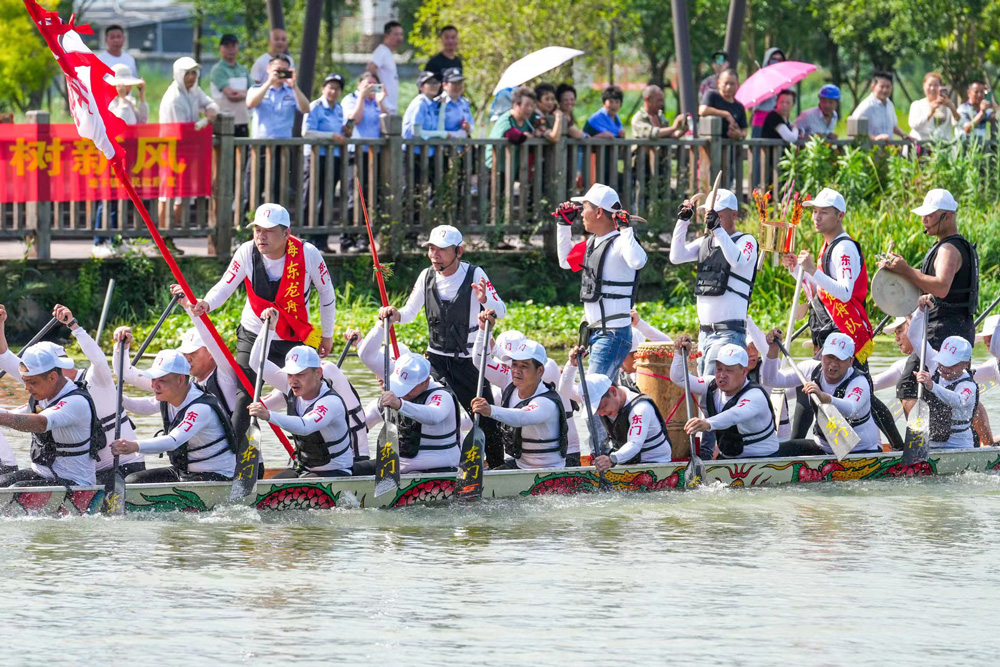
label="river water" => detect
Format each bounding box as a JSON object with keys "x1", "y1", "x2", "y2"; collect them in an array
[{"x1": 1, "y1": 350, "x2": 999, "y2": 664}]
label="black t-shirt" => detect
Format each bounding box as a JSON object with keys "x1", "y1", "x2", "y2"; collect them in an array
[
  {"x1": 425, "y1": 53, "x2": 462, "y2": 80},
  {"x1": 699, "y1": 90, "x2": 747, "y2": 135},
  {"x1": 761, "y1": 110, "x2": 791, "y2": 140}
]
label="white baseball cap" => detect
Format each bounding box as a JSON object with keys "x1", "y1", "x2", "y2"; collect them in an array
[
  {"x1": 280, "y1": 345, "x2": 323, "y2": 375},
  {"x1": 32, "y1": 341, "x2": 74, "y2": 367},
  {"x1": 716, "y1": 343, "x2": 749, "y2": 368},
  {"x1": 144, "y1": 349, "x2": 192, "y2": 379},
  {"x1": 19, "y1": 344, "x2": 75, "y2": 376},
  {"x1": 977, "y1": 315, "x2": 1000, "y2": 342},
  {"x1": 176, "y1": 327, "x2": 206, "y2": 354},
  {"x1": 424, "y1": 225, "x2": 463, "y2": 248},
  {"x1": 583, "y1": 373, "x2": 613, "y2": 413},
  {"x1": 912, "y1": 188, "x2": 958, "y2": 217},
  {"x1": 821, "y1": 332, "x2": 855, "y2": 361},
  {"x1": 629, "y1": 327, "x2": 646, "y2": 353},
  {"x1": 507, "y1": 339, "x2": 547, "y2": 365},
  {"x1": 934, "y1": 336, "x2": 972, "y2": 366},
  {"x1": 803, "y1": 187, "x2": 846, "y2": 213},
  {"x1": 884, "y1": 317, "x2": 909, "y2": 335},
  {"x1": 571, "y1": 183, "x2": 622, "y2": 212},
  {"x1": 253, "y1": 203, "x2": 291, "y2": 229},
  {"x1": 390, "y1": 353, "x2": 431, "y2": 397},
  {"x1": 495, "y1": 329, "x2": 527, "y2": 361},
  {"x1": 698, "y1": 188, "x2": 738, "y2": 212}
]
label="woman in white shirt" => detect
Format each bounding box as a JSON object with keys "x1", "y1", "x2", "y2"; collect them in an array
[{"x1": 908, "y1": 72, "x2": 958, "y2": 142}]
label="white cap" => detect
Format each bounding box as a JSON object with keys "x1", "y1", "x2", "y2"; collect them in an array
[
  {"x1": 629, "y1": 327, "x2": 646, "y2": 353},
  {"x1": 884, "y1": 317, "x2": 909, "y2": 335},
  {"x1": 934, "y1": 336, "x2": 972, "y2": 366},
  {"x1": 977, "y1": 315, "x2": 1000, "y2": 342},
  {"x1": 571, "y1": 183, "x2": 622, "y2": 212},
  {"x1": 821, "y1": 333, "x2": 855, "y2": 360},
  {"x1": 912, "y1": 188, "x2": 958, "y2": 216},
  {"x1": 716, "y1": 344, "x2": 749, "y2": 368},
  {"x1": 253, "y1": 203, "x2": 291, "y2": 228},
  {"x1": 280, "y1": 346, "x2": 323, "y2": 375},
  {"x1": 19, "y1": 344, "x2": 75, "y2": 376},
  {"x1": 32, "y1": 341, "x2": 73, "y2": 366},
  {"x1": 424, "y1": 225, "x2": 463, "y2": 248},
  {"x1": 144, "y1": 349, "x2": 192, "y2": 379},
  {"x1": 507, "y1": 339, "x2": 547, "y2": 365},
  {"x1": 495, "y1": 329, "x2": 527, "y2": 361},
  {"x1": 803, "y1": 187, "x2": 846, "y2": 213},
  {"x1": 583, "y1": 373, "x2": 613, "y2": 413},
  {"x1": 109, "y1": 63, "x2": 143, "y2": 86},
  {"x1": 176, "y1": 327, "x2": 206, "y2": 354},
  {"x1": 698, "y1": 188, "x2": 738, "y2": 212},
  {"x1": 390, "y1": 353, "x2": 431, "y2": 397}
]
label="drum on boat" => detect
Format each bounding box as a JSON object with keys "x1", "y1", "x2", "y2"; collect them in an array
[{"x1": 634, "y1": 341, "x2": 697, "y2": 460}]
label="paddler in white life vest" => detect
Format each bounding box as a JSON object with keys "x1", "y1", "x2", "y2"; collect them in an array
[
  {"x1": 555, "y1": 183, "x2": 648, "y2": 380},
  {"x1": 111, "y1": 350, "x2": 237, "y2": 483},
  {"x1": 188, "y1": 203, "x2": 337, "y2": 455},
  {"x1": 248, "y1": 345, "x2": 354, "y2": 477},
  {"x1": 670, "y1": 337, "x2": 780, "y2": 459},
  {"x1": 471, "y1": 338, "x2": 567, "y2": 470},
  {"x1": 670, "y1": 188, "x2": 757, "y2": 375},
  {"x1": 762, "y1": 330, "x2": 880, "y2": 455},
  {"x1": 354, "y1": 353, "x2": 462, "y2": 475},
  {"x1": 351, "y1": 323, "x2": 419, "y2": 437},
  {"x1": 378, "y1": 224, "x2": 507, "y2": 468},
  {"x1": 0, "y1": 345, "x2": 102, "y2": 488}
]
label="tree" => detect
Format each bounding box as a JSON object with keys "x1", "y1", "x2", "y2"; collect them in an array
[
  {"x1": 0, "y1": 0, "x2": 60, "y2": 113},
  {"x1": 908, "y1": 0, "x2": 1000, "y2": 92}
]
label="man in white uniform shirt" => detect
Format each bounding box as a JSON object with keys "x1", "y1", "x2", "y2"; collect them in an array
[
  {"x1": 849, "y1": 72, "x2": 908, "y2": 141},
  {"x1": 367, "y1": 20, "x2": 404, "y2": 113},
  {"x1": 250, "y1": 28, "x2": 296, "y2": 84}
]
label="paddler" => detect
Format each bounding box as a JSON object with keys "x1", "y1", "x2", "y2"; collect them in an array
[
  {"x1": 555, "y1": 183, "x2": 648, "y2": 379},
  {"x1": 0, "y1": 344, "x2": 102, "y2": 487},
  {"x1": 377, "y1": 224, "x2": 507, "y2": 467},
  {"x1": 762, "y1": 330, "x2": 881, "y2": 455},
  {"x1": 781, "y1": 187, "x2": 902, "y2": 450},
  {"x1": 471, "y1": 338, "x2": 567, "y2": 470},
  {"x1": 248, "y1": 344, "x2": 354, "y2": 477},
  {"x1": 110, "y1": 350, "x2": 236, "y2": 483},
  {"x1": 669, "y1": 338, "x2": 781, "y2": 459}
]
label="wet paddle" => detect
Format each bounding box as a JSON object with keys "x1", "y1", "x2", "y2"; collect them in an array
[
  {"x1": 374, "y1": 317, "x2": 401, "y2": 497},
  {"x1": 229, "y1": 313, "x2": 272, "y2": 502},
  {"x1": 577, "y1": 351, "x2": 611, "y2": 491},
  {"x1": 103, "y1": 341, "x2": 127, "y2": 516},
  {"x1": 95, "y1": 279, "x2": 115, "y2": 345},
  {"x1": 974, "y1": 294, "x2": 1000, "y2": 328},
  {"x1": 901, "y1": 311, "x2": 931, "y2": 465},
  {"x1": 131, "y1": 294, "x2": 181, "y2": 365},
  {"x1": 336, "y1": 334, "x2": 358, "y2": 368},
  {"x1": 0, "y1": 316, "x2": 60, "y2": 381},
  {"x1": 456, "y1": 319, "x2": 491, "y2": 500},
  {"x1": 678, "y1": 342, "x2": 705, "y2": 489},
  {"x1": 775, "y1": 339, "x2": 861, "y2": 460}
]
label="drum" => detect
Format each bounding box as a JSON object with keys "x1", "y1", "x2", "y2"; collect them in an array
[
  {"x1": 871, "y1": 268, "x2": 920, "y2": 317},
  {"x1": 634, "y1": 341, "x2": 698, "y2": 460}
]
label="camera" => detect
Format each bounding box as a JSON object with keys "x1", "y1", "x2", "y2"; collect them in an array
[
  {"x1": 277, "y1": 70, "x2": 293, "y2": 79},
  {"x1": 372, "y1": 83, "x2": 383, "y2": 94}
]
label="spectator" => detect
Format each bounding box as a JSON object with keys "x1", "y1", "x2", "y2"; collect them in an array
[
  {"x1": 437, "y1": 68, "x2": 473, "y2": 138},
  {"x1": 367, "y1": 20, "x2": 404, "y2": 114},
  {"x1": 761, "y1": 89, "x2": 799, "y2": 142},
  {"x1": 247, "y1": 56, "x2": 310, "y2": 138},
  {"x1": 485, "y1": 85, "x2": 536, "y2": 179},
  {"x1": 96, "y1": 24, "x2": 137, "y2": 75},
  {"x1": 403, "y1": 71, "x2": 443, "y2": 141},
  {"x1": 209, "y1": 34, "x2": 252, "y2": 137},
  {"x1": 251, "y1": 29, "x2": 295, "y2": 84},
  {"x1": 584, "y1": 85, "x2": 626, "y2": 138},
  {"x1": 749, "y1": 48, "x2": 785, "y2": 136},
  {"x1": 698, "y1": 68, "x2": 747, "y2": 139},
  {"x1": 849, "y1": 72, "x2": 908, "y2": 141},
  {"x1": 159, "y1": 57, "x2": 218, "y2": 236},
  {"x1": 424, "y1": 25, "x2": 461, "y2": 81},
  {"x1": 793, "y1": 84, "x2": 840, "y2": 140},
  {"x1": 533, "y1": 83, "x2": 564, "y2": 143},
  {"x1": 556, "y1": 83, "x2": 585, "y2": 139},
  {"x1": 302, "y1": 73, "x2": 348, "y2": 249},
  {"x1": 908, "y1": 72, "x2": 959, "y2": 142},
  {"x1": 699, "y1": 51, "x2": 728, "y2": 100},
  {"x1": 957, "y1": 81, "x2": 997, "y2": 142},
  {"x1": 631, "y1": 84, "x2": 687, "y2": 139},
  {"x1": 341, "y1": 72, "x2": 388, "y2": 253}
]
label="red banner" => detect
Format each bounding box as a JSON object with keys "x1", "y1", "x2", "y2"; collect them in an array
[{"x1": 0, "y1": 122, "x2": 212, "y2": 203}]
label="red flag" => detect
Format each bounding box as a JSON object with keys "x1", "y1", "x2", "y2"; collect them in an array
[{"x1": 566, "y1": 240, "x2": 587, "y2": 272}]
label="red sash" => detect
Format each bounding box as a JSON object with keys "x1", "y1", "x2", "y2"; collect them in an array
[
  {"x1": 244, "y1": 236, "x2": 321, "y2": 346},
  {"x1": 817, "y1": 238, "x2": 874, "y2": 363}
]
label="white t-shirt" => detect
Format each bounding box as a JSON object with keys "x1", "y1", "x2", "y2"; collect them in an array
[
  {"x1": 908, "y1": 97, "x2": 957, "y2": 142},
  {"x1": 14, "y1": 380, "x2": 97, "y2": 486},
  {"x1": 370, "y1": 44, "x2": 399, "y2": 113},
  {"x1": 97, "y1": 50, "x2": 138, "y2": 76},
  {"x1": 670, "y1": 220, "x2": 757, "y2": 324},
  {"x1": 396, "y1": 381, "x2": 461, "y2": 473},
  {"x1": 850, "y1": 94, "x2": 898, "y2": 137},
  {"x1": 251, "y1": 52, "x2": 296, "y2": 85},
  {"x1": 557, "y1": 226, "x2": 647, "y2": 328}
]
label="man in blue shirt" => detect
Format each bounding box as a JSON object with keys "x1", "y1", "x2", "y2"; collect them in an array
[
  {"x1": 584, "y1": 85, "x2": 625, "y2": 138},
  {"x1": 302, "y1": 73, "x2": 348, "y2": 250}
]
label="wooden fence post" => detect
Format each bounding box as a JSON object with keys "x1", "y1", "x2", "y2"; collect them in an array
[
  {"x1": 381, "y1": 114, "x2": 404, "y2": 254},
  {"x1": 209, "y1": 113, "x2": 235, "y2": 257},
  {"x1": 24, "y1": 110, "x2": 52, "y2": 260},
  {"x1": 698, "y1": 115, "x2": 722, "y2": 193},
  {"x1": 846, "y1": 117, "x2": 869, "y2": 141},
  {"x1": 545, "y1": 139, "x2": 567, "y2": 257}
]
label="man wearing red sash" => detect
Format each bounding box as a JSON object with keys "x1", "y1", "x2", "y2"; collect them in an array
[
  {"x1": 191, "y1": 203, "x2": 336, "y2": 451},
  {"x1": 782, "y1": 188, "x2": 902, "y2": 449}
]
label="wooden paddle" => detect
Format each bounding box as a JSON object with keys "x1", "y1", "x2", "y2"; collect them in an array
[
  {"x1": 130, "y1": 294, "x2": 181, "y2": 365},
  {"x1": 336, "y1": 334, "x2": 358, "y2": 368},
  {"x1": 577, "y1": 351, "x2": 611, "y2": 491},
  {"x1": 901, "y1": 311, "x2": 931, "y2": 465},
  {"x1": 678, "y1": 341, "x2": 705, "y2": 488},
  {"x1": 374, "y1": 317, "x2": 401, "y2": 497},
  {"x1": 0, "y1": 316, "x2": 60, "y2": 381},
  {"x1": 773, "y1": 266, "x2": 805, "y2": 419},
  {"x1": 229, "y1": 312, "x2": 272, "y2": 502},
  {"x1": 102, "y1": 340, "x2": 127, "y2": 516},
  {"x1": 775, "y1": 339, "x2": 861, "y2": 460},
  {"x1": 456, "y1": 319, "x2": 491, "y2": 499},
  {"x1": 95, "y1": 279, "x2": 115, "y2": 345}
]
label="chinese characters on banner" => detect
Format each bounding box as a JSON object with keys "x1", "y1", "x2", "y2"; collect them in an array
[{"x1": 0, "y1": 122, "x2": 212, "y2": 203}]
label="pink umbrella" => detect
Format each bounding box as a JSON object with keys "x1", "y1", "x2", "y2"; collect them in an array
[{"x1": 735, "y1": 61, "x2": 817, "y2": 108}]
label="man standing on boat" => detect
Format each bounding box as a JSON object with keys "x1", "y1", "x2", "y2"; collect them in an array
[
  {"x1": 377, "y1": 225, "x2": 507, "y2": 468},
  {"x1": 555, "y1": 183, "x2": 648, "y2": 379}
]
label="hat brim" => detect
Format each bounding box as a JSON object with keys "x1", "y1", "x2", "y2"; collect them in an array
[
  {"x1": 884, "y1": 318, "x2": 908, "y2": 335},
  {"x1": 143, "y1": 368, "x2": 183, "y2": 379},
  {"x1": 933, "y1": 351, "x2": 968, "y2": 367},
  {"x1": 507, "y1": 351, "x2": 547, "y2": 365},
  {"x1": 821, "y1": 349, "x2": 853, "y2": 361},
  {"x1": 177, "y1": 341, "x2": 204, "y2": 354},
  {"x1": 110, "y1": 75, "x2": 144, "y2": 86},
  {"x1": 280, "y1": 362, "x2": 320, "y2": 375},
  {"x1": 422, "y1": 239, "x2": 459, "y2": 248},
  {"x1": 54, "y1": 356, "x2": 75, "y2": 370},
  {"x1": 252, "y1": 219, "x2": 289, "y2": 229},
  {"x1": 391, "y1": 378, "x2": 422, "y2": 398},
  {"x1": 912, "y1": 204, "x2": 949, "y2": 216}
]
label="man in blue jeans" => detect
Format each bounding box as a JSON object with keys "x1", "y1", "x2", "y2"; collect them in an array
[{"x1": 556, "y1": 183, "x2": 647, "y2": 380}]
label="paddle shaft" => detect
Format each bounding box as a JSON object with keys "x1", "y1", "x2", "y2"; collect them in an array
[
  {"x1": 774, "y1": 339, "x2": 828, "y2": 412},
  {"x1": 788, "y1": 321, "x2": 810, "y2": 343},
  {"x1": 358, "y1": 180, "x2": 400, "y2": 358},
  {"x1": 336, "y1": 335, "x2": 357, "y2": 368},
  {"x1": 472, "y1": 320, "x2": 493, "y2": 428},
  {"x1": 131, "y1": 294, "x2": 181, "y2": 365},
  {"x1": 974, "y1": 293, "x2": 1000, "y2": 328},
  {"x1": 916, "y1": 309, "x2": 929, "y2": 403},
  {"x1": 112, "y1": 340, "x2": 125, "y2": 470},
  {"x1": 382, "y1": 317, "x2": 392, "y2": 420},
  {"x1": 679, "y1": 345, "x2": 700, "y2": 459},
  {"x1": 783, "y1": 267, "x2": 805, "y2": 351},
  {"x1": 872, "y1": 313, "x2": 893, "y2": 338},
  {"x1": 576, "y1": 354, "x2": 609, "y2": 486},
  {"x1": 95, "y1": 279, "x2": 115, "y2": 344},
  {"x1": 249, "y1": 319, "x2": 272, "y2": 433},
  {"x1": 0, "y1": 317, "x2": 59, "y2": 381}
]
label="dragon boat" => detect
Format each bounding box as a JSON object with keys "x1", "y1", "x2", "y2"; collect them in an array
[{"x1": 3, "y1": 446, "x2": 1000, "y2": 516}]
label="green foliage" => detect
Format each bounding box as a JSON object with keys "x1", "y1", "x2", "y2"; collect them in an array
[{"x1": 0, "y1": 0, "x2": 59, "y2": 113}]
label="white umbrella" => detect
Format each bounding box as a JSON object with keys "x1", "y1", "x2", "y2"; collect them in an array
[{"x1": 492, "y1": 46, "x2": 585, "y2": 95}]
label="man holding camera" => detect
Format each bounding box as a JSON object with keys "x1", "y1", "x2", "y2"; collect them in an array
[{"x1": 247, "y1": 55, "x2": 310, "y2": 139}]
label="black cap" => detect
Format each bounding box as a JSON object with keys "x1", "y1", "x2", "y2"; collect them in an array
[
  {"x1": 323, "y1": 73, "x2": 345, "y2": 88},
  {"x1": 220, "y1": 34, "x2": 239, "y2": 46},
  {"x1": 442, "y1": 67, "x2": 465, "y2": 83},
  {"x1": 417, "y1": 70, "x2": 440, "y2": 86}
]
